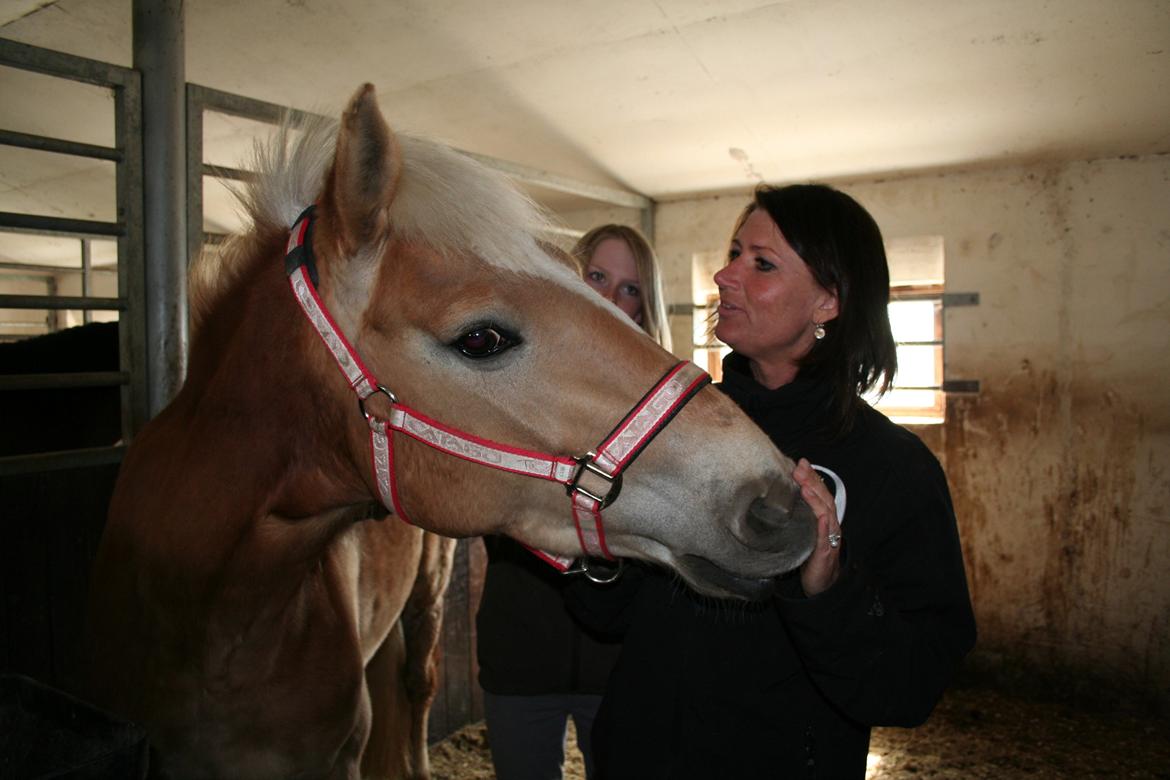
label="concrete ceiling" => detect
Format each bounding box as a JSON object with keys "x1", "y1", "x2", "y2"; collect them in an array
[{"x1": 2, "y1": 0, "x2": 1169, "y2": 221}]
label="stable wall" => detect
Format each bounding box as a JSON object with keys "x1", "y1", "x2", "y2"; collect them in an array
[{"x1": 644, "y1": 153, "x2": 1170, "y2": 713}]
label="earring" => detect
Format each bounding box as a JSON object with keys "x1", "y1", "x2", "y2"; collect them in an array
[{"x1": 814, "y1": 322, "x2": 826, "y2": 340}]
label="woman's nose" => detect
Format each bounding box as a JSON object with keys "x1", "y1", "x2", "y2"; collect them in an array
[{"x1": 713, "y1": 264, "x2": 733, "y2": 288}]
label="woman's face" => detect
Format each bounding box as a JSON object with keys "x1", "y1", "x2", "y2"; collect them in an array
[
  {"x1": 583, "y1": 237, "x2": 644, "y2": 325},
  {"x1": 713, "y1": 208, "x2": 837, "y2": 380}
]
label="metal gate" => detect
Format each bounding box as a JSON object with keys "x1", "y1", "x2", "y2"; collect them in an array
[{"x1": 0, "y1": 39, "x2": 146, "y2": 698}]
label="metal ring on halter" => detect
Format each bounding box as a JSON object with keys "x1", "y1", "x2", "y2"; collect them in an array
[
  {"x1": 565, "y1": 557, "x2": 624, "y2": 584},
  {"x1": 357, "y1": 385, "x2": 398, "y2": 422},
  {"x1": 566, "y1": 452, "x2": 624, "y2": 508}
]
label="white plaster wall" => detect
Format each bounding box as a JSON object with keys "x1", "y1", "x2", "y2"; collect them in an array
[{"x1": 652, "y1": 154, "x2": 1170, "y2": 709}]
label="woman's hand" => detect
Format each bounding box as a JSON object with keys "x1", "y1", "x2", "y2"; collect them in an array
[{"x1": 793, "y1": 458, "x2": 842, "y2": 597}]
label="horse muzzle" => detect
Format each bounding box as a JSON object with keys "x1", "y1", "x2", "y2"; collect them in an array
[{"x1": 684, "y1": 473, "x2": 818, "y2": 599}]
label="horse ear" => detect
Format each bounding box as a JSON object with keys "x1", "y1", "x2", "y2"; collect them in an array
[{"x1": 323, "y1": 83, "x2": 401, "y2": 255}]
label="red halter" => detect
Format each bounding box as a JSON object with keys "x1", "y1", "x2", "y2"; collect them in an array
[{"x1": 285, "y1": 206, "x2": 710, "y2": 569}]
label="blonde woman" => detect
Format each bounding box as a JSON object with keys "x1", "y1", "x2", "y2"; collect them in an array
[
  {"x1": 476, "y1": 224, "x2": 670, "y2": 780},
  {"x1": 572, "y1": 224, "x2": 672, "y2": 352}
]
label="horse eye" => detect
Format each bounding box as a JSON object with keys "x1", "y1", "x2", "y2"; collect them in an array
[{"x1": 453, "y1": 325, "x2": 517, "y2": 358}]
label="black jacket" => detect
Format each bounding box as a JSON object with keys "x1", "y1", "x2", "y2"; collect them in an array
[
  {"x1": 476, "y1": 535, "x2": 622, "y2": 696},
  {"x1": 567, "y1": 354, "x2": 976, "y2": 778}
]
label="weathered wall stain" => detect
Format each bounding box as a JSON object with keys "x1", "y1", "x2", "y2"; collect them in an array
[{"x1": 937, "y1": 367, "x2": 1166, "y2": 704}]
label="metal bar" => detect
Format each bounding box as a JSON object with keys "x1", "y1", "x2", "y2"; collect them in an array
[
  {"x1": 187, "y1": 82, "x2": 323, "y2": 126},
  {"x1": 0, "y1": 212, "x2": 123, "y2": 238},
  {"x1": 201, "y1": 162, "x2": 254, "y2": 182},
  {"x1": 0, "y1": 225, "x2": 118, "y2": 243},
  {"x1": 0, "y1": 262, "x2": 117, "y2": 274},
  {"x1": 0, "y1": 322, "x2": 50, "y2": 330},
  {"x1": 186, "y1": 83, "x2": 206, "y2": 324},
  {"x1": 118, "y1": 62, "x2": 149, "y2": 438},
  {"x1": 45, "y1": 276, "x2": 58, "y2": 331},
  {"x1": 135, "y1": 0, "x2": 189, "y2": 414},
  {"x1": 889, "y1": 289, "x2": 942, "y2": 301},
  {"x1": 81, "y1": 239, "x2": 93, "y2": 324},
  {"x1": 0, "y1": 445, "x2": 126, "y2": 477},
  {"x1": 0, "y1": 294, "x2": 126, "y2": 310},
  {"x1": 943, "y1": 292, "x2": 980, "y2": 307},
  {"x1": 0, "y1": 129, "x2": 122, "y2": 162},
  {"x1": 0, "y1": 38, "x2": 134, "y2": 88},
  {"x1": 0, "y1": 372, "x2": 129, "y2": 391},
  {"x1": 942, "y1": 379, "x2": 981, "y2": 393}
]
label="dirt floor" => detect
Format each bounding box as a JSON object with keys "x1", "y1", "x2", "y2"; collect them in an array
[{"x1": 428, "y1": 682, "x2": 1170, "y2": 779}]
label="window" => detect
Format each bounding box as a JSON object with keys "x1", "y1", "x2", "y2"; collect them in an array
[
  {"x1": 873, "y1": 236, "x2": 945, "y2": 424},
  {"x1": 691, "y1": 251, "x2": 730, "y2": 378},
  {"x1": 691, "y1": 236, "x2": 947, "y2": 425},
  {"x1": 868, "y1": 286, "x2": 944, "y2": 424}
]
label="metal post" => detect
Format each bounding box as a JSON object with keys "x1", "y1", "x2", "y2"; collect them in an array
[
  {"x1": 133, "y1": 0, "x2": 187, "y2": 415},
  {"x1": 81, "y1": 238, "x2": 92, "y2": 324}
]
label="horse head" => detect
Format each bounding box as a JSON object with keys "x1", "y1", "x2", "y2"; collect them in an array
[{"x1": 256, "y1": 84, "x2": 816, "y2": 600}]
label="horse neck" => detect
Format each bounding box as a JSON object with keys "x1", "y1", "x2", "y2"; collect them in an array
[{"x1": 180, "y1": 238, "x2": 372, "y2": 519}]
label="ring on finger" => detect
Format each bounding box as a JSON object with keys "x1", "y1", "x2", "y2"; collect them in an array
[{"x1": 827, "y1": 533, "x2": 841, "y2": 548}]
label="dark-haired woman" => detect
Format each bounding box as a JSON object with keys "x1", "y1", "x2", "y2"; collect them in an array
[{"x1": 568, "y1": 185, "x2": 976, "y2": 779}]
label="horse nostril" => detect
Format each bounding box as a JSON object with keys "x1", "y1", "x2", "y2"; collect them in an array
[
  {"x1": 744, "y1": 496, "x2": 798, "y2": 552},
  {"x1": 730, "y1": 476, "x2": 818, "y2": 571}
]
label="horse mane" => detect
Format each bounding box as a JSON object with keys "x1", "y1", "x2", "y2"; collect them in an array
[{"x1": 190, "y1": 111, "x2": 575, "y2": 333}]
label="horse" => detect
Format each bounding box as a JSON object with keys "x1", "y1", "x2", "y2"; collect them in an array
[
  {"x1": 85, "y1": 84, "x2": 817, "y2": 779},
  {"x1": 0, "y1": 321, "x2": 121, "y2": 456}
]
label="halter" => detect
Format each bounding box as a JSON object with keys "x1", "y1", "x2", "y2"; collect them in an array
[{"x1": 284, "y1": 206, "x2": 710, "y2": 570}]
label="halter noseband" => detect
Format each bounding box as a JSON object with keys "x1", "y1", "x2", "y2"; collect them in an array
[{"x1": 284, "y1": 206, "x2": 710, "y2": 570}]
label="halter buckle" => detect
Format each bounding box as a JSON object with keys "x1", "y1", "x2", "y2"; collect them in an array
[{"x1": 567, "y1": 452, "x2": 623, "y2": 508}]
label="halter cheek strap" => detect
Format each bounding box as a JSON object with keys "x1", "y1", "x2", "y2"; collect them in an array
[
  {"x1": 284, "y1": 206, "x2": 711, "y2": 569},
  {"x1": 563, "y1": 360, "x2": 709, "y2": 562}
]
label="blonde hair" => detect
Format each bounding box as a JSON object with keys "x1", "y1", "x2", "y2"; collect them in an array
[{"x1": 571, "y1": 224, "x2": 672, "y2": 351}]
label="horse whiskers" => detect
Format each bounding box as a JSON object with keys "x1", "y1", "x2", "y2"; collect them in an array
[{"x1": 664, "y1": 568, "x2": 766, "y2": 623}]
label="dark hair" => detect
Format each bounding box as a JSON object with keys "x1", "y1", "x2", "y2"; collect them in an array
[{"x1": 734, "y1": 183, "x2": 897, "y2": 436}]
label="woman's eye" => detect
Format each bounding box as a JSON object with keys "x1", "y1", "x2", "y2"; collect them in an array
[
  {"x1": 755, "y1": 257, "x2": 776, "y2": 271},
  {"x1": 621, "y1": 284, "x2": 641, "y2": 298},
  {"x1": 728, "y1": 247, "x2": 741, "y2": 261},
  {"x1": 453, "y1": 326, "x2": 517, "y2": 358}
]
